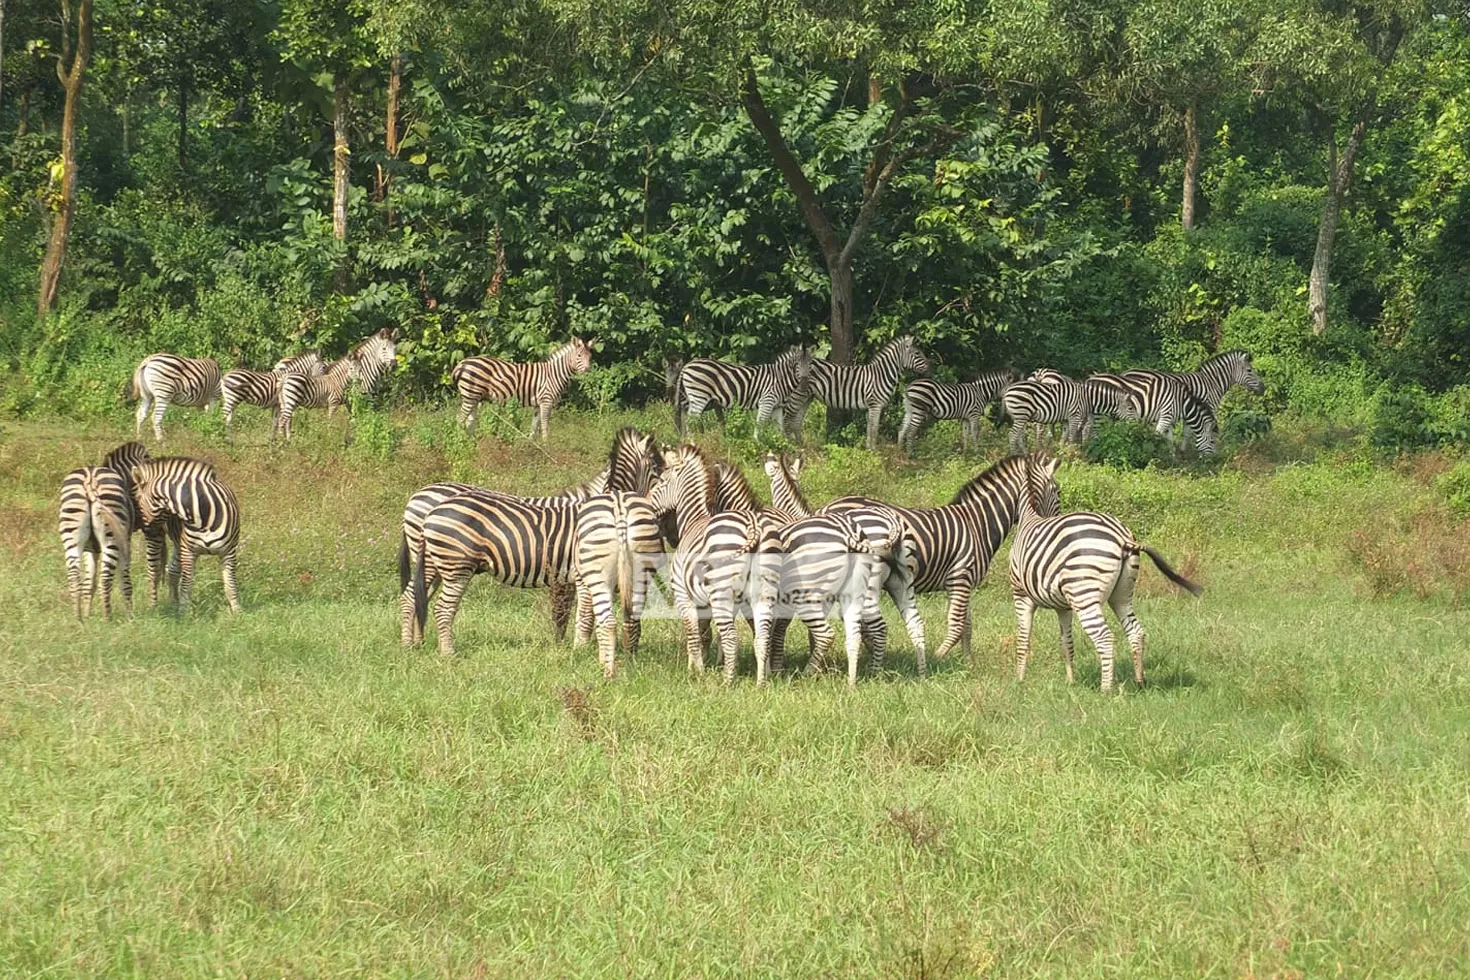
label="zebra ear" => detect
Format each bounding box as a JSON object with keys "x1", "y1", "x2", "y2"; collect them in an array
[{"x1": 789, "y1": 455, "x2": 803, "y2": 477}]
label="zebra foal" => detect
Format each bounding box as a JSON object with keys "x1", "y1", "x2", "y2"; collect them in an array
[
  {"x1": 674, "y1": 346, "x2": 812, "y2": 440},
  {"x1": 276, "y1": 329, "x2": 398, "y2": 442},
  {"x1": 1009, "y1": 455, "x2": 1202, "y2": 692},
  {"x1": 221, "y1": 351, "x2": 324, "y2": 439},
  {"x1": 131, "y1": 353, "x2": 223, "y2": 441},
  {"x1": 784, "y1": 336, "x2": 931, "y2": 449},
  {"x1": 452, "y1": 337, "x2": 593, "y2": 440},
  {"x1": 898, "y1": 368, "x2": 1018, "y2": 456}
]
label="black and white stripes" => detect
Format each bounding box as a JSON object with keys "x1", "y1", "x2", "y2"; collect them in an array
[
  {"x1": 221, "y1": 351, "x2": 324, "y2": 439},
  {"x1": 452, "y1": 337, "x2": 593, "y2": 440},
  {"x1": 132, "y1": 354, "x2": 223, "y2": 441},
  {"x1": 899, "y1": 369, "x2": 1018, "y2": 455},
  {"x1": 277, "y1": 330, "x2": 398, "y2": 441},
  {"x1": 675, "y1": 346, "x2": 813, "y2": 439},
  {"x1": 129, "y1": 456, "x2": 243, "y2": 612},
  {"x1": 785, "y1": 336, "x2": 931, "y2": 449}
]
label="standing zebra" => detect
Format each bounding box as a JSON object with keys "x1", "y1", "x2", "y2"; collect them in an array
[
  {"x1": 1093, "y1": 372, "x2": 1220, "y2": 455},
  {"x1": 221, "y1": 352, "x2": 326, "y2": 440},
  {"x1": 276, "y1": 329, "x2": 398, "y2": 442},
  {"x1": 1002, "y1": 374, "x2": 1138, "y2": 452},
  {"x1": 58, "y1": 465, "x2": 137, "y2": 619},
  {"x1": 1009, "y1": 455, "x2": 1202, "y2": 692},
  {"x1": 751, "y1": 511, "x2": 889, "y2": 687},
  {"x1": 1146, "y1": 349, "x2": 1266, "y2": 412},
  {"x1": 898, "y1": 368, "x2": 1019, "y2": 456},
  {"x1": 783, "y1": 336, "x2": 931, "y2": 449},
  {"x1": 131, "y1": 353, "x2": 223, "y2": 441},
  {"x1": 573, "y1": 483, "x2": 667, "y2": 678},
  {"x1": 452, "y1": 337, "x2": 593, "y2": 440},
  {"x1": 675, "y1": 346, "x2": 813, "y2": 439},
  {"x1": 409, "y1": 428, "x2": 660, "y2": 656},
  {"x1": 129, "y1": 457, "x2": 242, "y2": 612},
  {"x1": 822, "y1": 454, "x2": 1058, "y2": 661}
]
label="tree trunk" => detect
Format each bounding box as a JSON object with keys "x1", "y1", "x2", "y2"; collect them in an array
[
  {"x1": 177, "y1": 78, "x2": 187, "y2": 170},
  {"x1": 1308, "y1": 119, "x2": 1366, "y2": 336},
  {"x1": 740, "y1": 64, "x2": 919, "y2": 367},
  {"x1": 332, "y1": 75, "x2": 350, "y2": 291},
  {"x1": 16, "y1": 85, "x2": 28, "y2": 137},
  {"x1": 377, "y1": 52, "x2": 401, "y2": 223},
  {"x1": 1181, "y1": 103, "x2": 1199, "y2": 231},
  {"x1": 37, "y1": 0, "x2": 92, "y2": 316}
]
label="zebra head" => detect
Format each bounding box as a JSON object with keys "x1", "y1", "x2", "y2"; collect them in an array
[
  {"x1": 893, "y1": 336, "x2": 932, "y2": 377},
  {"x1": 128, "y1": 464, "x2": 170, "y2": 526},
  {"x1": 605, "y1": 427, "x2": 662, "y2": 494},
  {"x1": 762, "y1": 450, "x2": 803, "y2": 480},
  {"x1": 1023, "y1": 452, "x2": 1062, "y2": 517},
  {"x1": 567, "y1": 337, "x2": 595, "y2": 375},
  {"x1": 1223, "y1": 349, "x2": 1265, "y2": 395},
  {"x1": 648, "y1": 444, "x2": 716, "y2": 522}
]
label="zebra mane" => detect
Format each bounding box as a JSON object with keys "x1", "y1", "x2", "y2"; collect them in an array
[
  {"x1": 772, "y1": 345, "x2": 809, "y2": 367},
  {"x1": 713, "y1": 461, "x2": 761, "y2": 511},
  {"x1": 948, "y1": 454, "x2": 1031, "y2": 507},
  {"x1": 768, "y1": 452, "x2": 810, "y2": 513},
  {"x1": 605, "y1": 427, "x2": 658, "y2": 492},
  {"x1": 1022, "y1": 452, "x2": 1062, "y2": 516},
  {"x1": 102, "y1": 441, "x2": 150, "y2": 474},
  {"x1": 671, "y1": 444, "x2": 719, "y2": 513}
]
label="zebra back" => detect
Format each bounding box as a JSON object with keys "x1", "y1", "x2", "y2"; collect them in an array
[
  {"x1": 132, "y1": 353, "x2": 222, "y2": 406},
  {"x1": 131, "y1": 460, "x2": 239, "y2": 553},
  {"x1": 273, "y1": 351, "x2": 325, "y2": 375},
  {"x1": 807, "y1": 336, "x2": 930, "y2": 408},
  {"x1": 678, "y1": 346, "x2": 812, "y2": 415}
]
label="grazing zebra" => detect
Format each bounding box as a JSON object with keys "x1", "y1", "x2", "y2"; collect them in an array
[
  {"x1": 1009, "y1": 455, "x2": 1202, "y2": 692},
  {"x1": 451, "y1": 337, "x2": 593, "y2": 440},
  {"x1": 1002, "y1": 374, "x2": 1138, "y2": 452},
  {"x1": 751, "y1": 511, "x2": 889, "y2": 687},
  {"x1": 822, "y1": 453, "x2": 1058, "y2": 661},
  {"x1": 1153, "y1": 349, "x2": 1266, "y2": 412},
  {"x1": 131, "y1": 353, "x2": 223, "y2": 441},
  {"x1": 784, "y1": 336, "x2": 931, "y2": 449},
  {"x1": 57, "y1": 466, "x2": 136, "y2": 619},
  {"x1": 276, "y1": 329, "x2": 398, "y2": 442},
  {"x1": 396, "y1": 469, "x2": 613, "y2": 647},
  {"x1": 409, "y1": 428, "x2": 660, "y2": 656},
  {"x1": 129, "y1": 457, "x2": 242, "y2": 612},
  {"x1": 898, "y1": 369, "x2": 1019, "y2": 456},
  {"x1": 221, "y1": 353, "x2": 326, "y2": 440},
  {"x1": 1093, "y1": 372, "x2": 1220, "y2": 455},
  {"x1": 675, "y1": 346, "x2": 813, "y2": 439}
]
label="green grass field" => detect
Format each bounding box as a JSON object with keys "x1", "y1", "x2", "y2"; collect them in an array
[{"x1": 2, "y1": 405, "x2": 1468, "y2": 977}]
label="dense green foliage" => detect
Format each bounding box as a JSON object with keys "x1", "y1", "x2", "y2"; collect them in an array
[
  {"x1": 1, "y1": 0, "x2": 1467, "y2": 446},
  {"x1": 3, "y1": 411, "x2": 1470, "y2": 974}
]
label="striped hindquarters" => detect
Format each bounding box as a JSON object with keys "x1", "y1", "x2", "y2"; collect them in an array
[
  {"x1": 421, "y1": 492, "x2": 580, "y2": 588},
  {"x1": 677, "y1": 347, "x2": 811, "y2": 430},
  {"x1": 575, "y1": 491, "x2": 666, "y2": 676},
  {"x1": 1011, "y1": 510, "x2": 1135, "y2": 609},
  {"x1": 133, "y1": 353, "x2": 222, "y2": 407},
  {"x1": 223, "y1": 368, "x2": 283, "y2": 411},
  {"x1": 58, "y1": 466, "x2": 136, "y2": 618}
]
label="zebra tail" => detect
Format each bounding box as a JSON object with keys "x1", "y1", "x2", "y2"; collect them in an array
[
  {"x1": 449, "y1": 360, "x2": 465, "y2": 387},
  {"x1": 672, "y1": 373, "x2": 687, "y2": 433},
  {"x1": 617, "y1": 532, "x2": 635, "y2": 624},
  {"x1": 1138, "y1": 545, "x2": 1203, "y2": 596},
  {"x1": 397, "y1": 531, "x2": 411, "y2": 593},
  {"x1": 411, "y1": 541, "x2": 429, "y2": 632},
  {"x1": 128, "y1": 364, "x2": 142, "y2": 402}
]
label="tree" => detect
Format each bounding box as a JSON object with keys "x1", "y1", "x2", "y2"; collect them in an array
[{"x1": 37, "y1": 0, "x2": 91, "y2": 315}]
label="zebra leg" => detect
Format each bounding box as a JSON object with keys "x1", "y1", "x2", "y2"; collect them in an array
[
  {"x1": 151, "y1": 396, "x2": 169, "y2": 442},
  {"x1": 886, "y1": 578, "x2": 927, "y2": 677},
  {"x1": 842, "y1": 600, "x2": 864, "y2": 688},
  {"x1": 118, "y1": 545, "x2": 133, "y2": 615},
  {"x1": 145, "y1": 531, "x2": 166, "y2": 607},
  {"x1": 176, "y1": 546, "x2": 197, "y2": 611},
  {"x1": 573, "y1": 585, "x2": 595, "y2": 648},
  {"x1": 1057, "y1": 608, "x2": 1076, "y2": 684},
  {"x1": 549, "y1": 581, "x2": 574, "y2": 642},
  {"x1": 584, "y1": 578, "x2": 617, "y2": 679},
  {"x1": 1074, "y1": 602, "x2": 1117, "y2": 692},
  {"x1": 537, "y1": 402, "x2": 553, "y2": 442},
  {"x1": 98, "y1": 542, "x2": 118, "y2": 621},
  {"x1": 400, "y1": 586, "x2": 418, "y2": 647},
  {"x1": 800, "y1": 605, "x2": 836, "y2": 674},
  {"x1": 768, "y1": 617, "x2": 790, "y2": 675},
  {"x1": 682, "y1": 614, "x2": 707, "y2": 673},
  {"x1": 753, "y1": 399, "x2": 776, "y2": 441},
  {"x1": 865, "y1": 404, "x2": 883, "y2": 451},
  {"x1": 456, "y1": 395, "x2": 479, "y2": 432},
  {"x1": 932, "y1": 583, "x2": 970, "y2": 660},
  {"x1": 81, "y1": 550, "x2": 98, "y2": 618},
  {"x1": 1013, "y1": 595, "x2": 1037, "y2": 681},
  {"x1": 64, "y1": 539, "x2": 84, "y2": 620},
  {"x1": 433, "y1": 572, "x2": 472, "y2": 657},
  {"x1": 221, "y1": 548, "x2": 242, "y2": 613},
  {"x1": 1008, "y1": 419, "x2": 1027, "y2": 454},
  {"x1": 134, "y1": 390, "x2": 151, "y2": 439},
  {"x1": 1109, "y1": 561, "x2": 1146, "y2": 686},
  {"x1": 222, "y1": 393, "x2": 237, "y2": 441}
]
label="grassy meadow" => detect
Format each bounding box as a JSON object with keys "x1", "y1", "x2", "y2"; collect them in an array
[{"x1": 1, "y1": 401, "x2": 1469, "y2": 977}]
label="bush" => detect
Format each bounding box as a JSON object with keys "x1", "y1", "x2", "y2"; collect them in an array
[
  {"x1": 1084, "y1": 420, "x2": 1171, "y2": 469},
  {"x1": 1434, "y1": 461, "x2": 1470, "y2": 517}
]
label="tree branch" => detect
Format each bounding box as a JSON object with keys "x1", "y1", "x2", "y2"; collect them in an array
[{"x1": 741, "y1": 62, "x2": 841, "y2": 264}]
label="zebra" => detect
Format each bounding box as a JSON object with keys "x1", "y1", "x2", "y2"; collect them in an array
[
  {"x1": 573, "y1": 486, "x2": 666, "y2": 678},
  {"x1": 129, "y1": 457, "x2": 242, "y2": 612},
  {"x1": 1093, "y1": 372, "x2": 1220, "y2": 455},
  {"x1": 648, "y1": 444, "x2": 780, "y2": 682},
  {"x1": 822, "y1": 453, "x2": 1058, "y2": 661},
  {"x1": 1002, "y1": 374, "x2": 1138, "y2": 452},
  {"x1": 276, "y1": 329, "x2": 398, "y2": 442},
  {"x1": 221, "y1": 352, "x2": 326, "y2": 440},
  {"x1": 408, "y1": 428, "x2": 660, "y2": 656},
  {"x1": 1009, "y1": 454, "x2": 1202, "y2": 692},
  {"x1": 762, "y1": 452, "x2": 808, "y2": 518},
  {"x1": 783, "y1": 336, "x2": 931, "y2": 449},
  {"x1": 1153, "y1": 349, "x2": 1266, "y2": 413},
  {"x1": 898, "y1": 368, "x2": 1019, "y2": 456},
  {"x1": 131, "y1": 353, "x2": 223, "y2": 441},
  {"x1": 396, "y1": 469, "x2": 613, "y2": 647},
  {"x1": 674, "y1": 346, "x2": 813, "y2": 439},
  {"x1": 451, "y1": 337, "x2": 593, "y2": 440},
  {"x1": 751, "y1": 511, "x2": 890, "y2": 687},
  {"x1": 58, "y1": 466, "x2": 136, "y2": 619}
]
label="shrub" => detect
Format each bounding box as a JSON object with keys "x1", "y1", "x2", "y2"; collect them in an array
[
  {"x1": 1434, "y1": 461, "x2": 1470, "y2": 517},
  {"x1": 1084, "y1": 420, "x2": 1170, "y2": 469}
]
